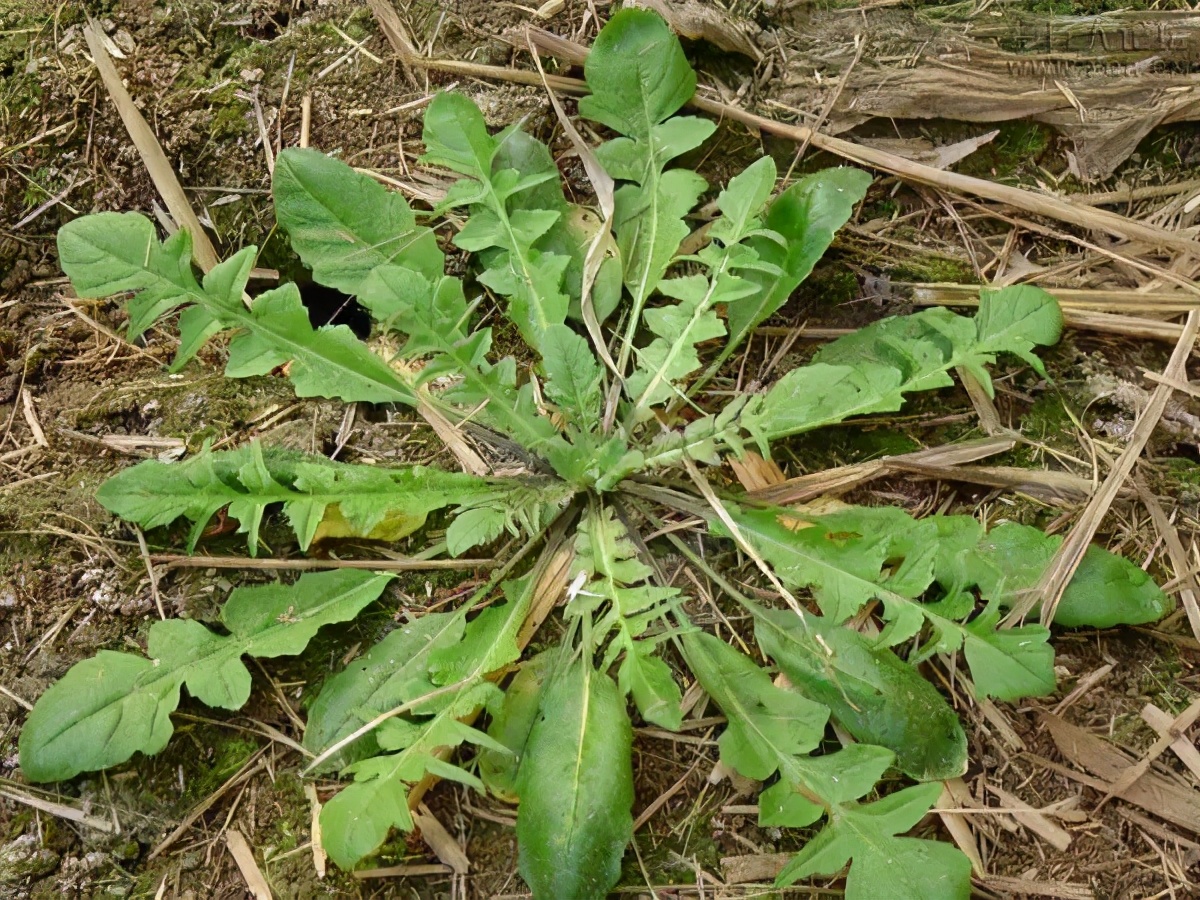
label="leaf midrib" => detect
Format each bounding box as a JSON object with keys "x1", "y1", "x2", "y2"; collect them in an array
[
  {"x1": 221, "y1": 299, "x2": 415, "y2": 404},
  {"x1": 475, "y1": 165, "x2": 563, "y2": 344},
  {"x1": 690, "y1": 639, "x2": 826, "y2": 806},
  {"x1": 628, "y1": 249, "x2": 732, "y2": 419},
  {"x1": 562, "y1": 663, "x2": 592, "y2": 862},
  {"x1": 283, "y1": 161, "x2": 430, "y2": 275},
  {"x1": 638, "y1": 339, "x2": 987, "y2": 472}
]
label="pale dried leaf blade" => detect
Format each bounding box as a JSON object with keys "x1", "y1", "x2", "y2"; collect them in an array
[
  {"x1": 956, "y1": 366, "x2": 1004, "y2": 436},
  {"x1": 526, "y1": 33, "x2": 614, "y2": 216},
  {"x1": 895, "y1": 462, "x2": 1117, "y2": 504},
  {"x1": 226, "y1": 829, "x2": 273, "y2": 900},
  {"x1": 936, "y1": 780, "x2": 984, "y2": 877},
  {"x1": 524, "y1": 26, "x2": 588, "y2": 65},
  {"x1": 414, "y1": 804, "x2": 469, "y2": 874},
  {"x1": 858, "y1": 129, "x2": 999, "y2": 170},
  {"x1": 984, "y1": 782, "x2": 1072, "y2": 851},
  {"x1": 524, "y1": 30, "x2": 621, "y2": 385},
  {"x1": 303, "y1": 783, "x2": 327, "y2": 879},
  {"x1": 721, "y1": 852, "x2": 792, "y2": 884},
  {"x1": 1040, "y1": 712, "x2": 1200, "y2": 833},
  {"x1": 748, "y1": 436, "x2": 1015, "y2": 506},
  {"x1": 517, "y1": 543, "x2": 574, "y2": 647},
  {"x1": 365, "y1": 0, "x2": 416, "y2": 60},
  {"x1": 416, "y1": 395, "x2": 489, "y2": 477}
]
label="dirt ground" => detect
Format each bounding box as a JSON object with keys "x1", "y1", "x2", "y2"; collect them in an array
[{"x1": 3, "y1": 0, "x2": 1200, "y2": 897}]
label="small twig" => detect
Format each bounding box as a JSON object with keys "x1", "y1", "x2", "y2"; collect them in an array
[
  {"x1": 1142, "y1": 368, "x2": 1200, "y2": 399},
  {"x1": 0, "y1": 785, "x2": 115, "y2": 832},
  {"x1": 250, "y1": 90, "x2": 275, "y2": 176},
  {"x1": 330, "y1": 23, "x2": 383, "y2": 63},
  {"x1": 1007, "y1": 310, "x2": 1200, "y2": 626},
  {"x1": 681, "y1": 458, "x2": 808, "y2": 626},
  {"x1": 151, "y1": 554, "x2": 496, "y2": 571},
  {"x1": 633, "y1": 749, "x2": 708, "y2": 831},
  {"x1": 13, "y1": 174, "x2": 83, "y2": 230},
  {"x1": 251, "y1": 658, "x2": 306, "y2": 733},
  {"x1": 19, "y1": 389, "x2": 47, "y2": 447},
  {"x1": 0, "y1": 683, "x2": 32, "y2": 710},
  {"x1": 135, "y1": 526, "x2": 166, "y2": 620},
  {"x1": 275, "y1": 50, "x2": 296, "y2": 155},
  {"x1": 147, "y1": 750, "x2": 269, "y2": 861},
  {"x1": 299, "y1": 93, "x2": 312, "y2": 148},
  {"x1": 59, "y1": 298, "x2": 160, "y2": 362},
  {"x1": 352, "y1": 863, "x2": 452, "y2": 880},
  {"x1": 24, "y1": 599, "x2": 82, "y2": 664}
]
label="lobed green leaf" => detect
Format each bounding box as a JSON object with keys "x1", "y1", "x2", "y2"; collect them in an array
[
  {"x1": 753, "y1": 606, "x2": 967, "y2": 781},
  {"x1": 776, "y1": 782, "x2": 972, "y2": 899},
  {"x1": 422, "y1": 93, "x2": 570, "y2": 348},
  {"x1": 317, "y1": 573, "x2": 537, "y2": 868},
  {"x1": 20, "y1": 571, "x2": 390, "y2": 782},
  {"x1": 682, "y1": 631, "x2": 828, "y2": 780},
  {"x1": 738, "y1": 286, "x2": 1062, "y2": 450},
  {"x1": 723, "y1": 167, "x2": 873, "y2": 361},
  {"x1": 303, "y1": 613, "x2": 465, "y2": 769},
  {"x1": 572, "y1": 505, "x2": 684, "y2": 726},
  {"x1": 580, "y1": 5, "x2": 716, "y2": 373},
  {"x1": 57, "y1": 212, "x2": 418, "y2": 406},
  {"x1": 683, "y1": 632, "x2": 970, "y2": 900},
  {"x1": 96, "y1": 441, "x2": 553, "y2": 556},
  {"x1": 727, "y1": 503, "x2": 1057, "y2": 704}
]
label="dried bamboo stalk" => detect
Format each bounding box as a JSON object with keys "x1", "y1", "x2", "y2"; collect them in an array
[
  {"x1": 747, "y1": 437, "x2": 1015, "y2": 505},
  {"x1": 84, "y1": 20, "x2": 220, "y2": 272},
  {"x1": 1011, "y1": 310, "x2": 1200, "y2": 626},
  {"x1": 905, "y1": 282, "x2": 1200, "y2": 315}
]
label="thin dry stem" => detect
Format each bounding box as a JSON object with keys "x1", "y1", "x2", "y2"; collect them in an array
[
  {"x1": 83, "y1": 20, "x2": 220, "y2": 271},
  {"x1": 1009, "y1": 311, "x2": 1200, "y2": 626}
]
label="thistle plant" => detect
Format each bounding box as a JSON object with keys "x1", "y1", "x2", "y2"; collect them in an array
[{"x1": 20, "y1": 10, "x2": 1171, "y2": 898}]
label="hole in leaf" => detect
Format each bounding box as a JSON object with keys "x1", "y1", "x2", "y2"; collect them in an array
[{"x1": 297, "y1": 282, "x2": 371, "y2": 340}]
